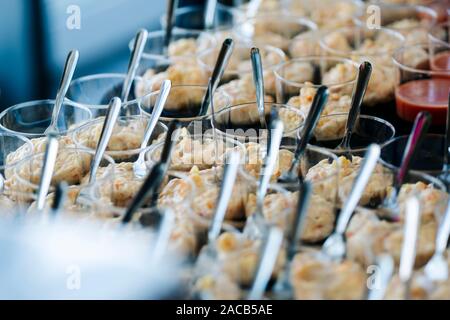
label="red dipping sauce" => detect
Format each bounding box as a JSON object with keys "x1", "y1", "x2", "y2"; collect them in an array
[{"x1": 395, "y1": 79, "x2": 450, "y2": 125}]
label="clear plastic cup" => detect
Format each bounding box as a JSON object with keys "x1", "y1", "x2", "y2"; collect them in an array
[
  {"x1": 70, "y1": 115, "x2": 167, "y2": 162},
  {"x1": 160, "y1": 4, "x2": 245, "y2": 32},
  {"x1": 232, "y1": 14, "x2": 317, "y2": 54},
  {"x1": 67, "y1": 73, "x2": 153, "y2": 118},
  {"x1": 274, "y1": 56, "x2": 359, "y2": 105},
  {"x1": 145, "y1": 132, "x2": 246, "y2": 173},
  {"x1": 0, "y1": 99, "x2": 92, "y2": 139},
  {"x1": 9, "y1": 147, "x2": 115, "y2": 201},
  {"x1": 139, "y1": 84, "x2": 231, "y2": 130},
  {"x1": 212, "y1": 102, "x2": 305, "y2": 143},
  {"x1": 297, "y1": 113, "x2": 396, "y2": 157}
]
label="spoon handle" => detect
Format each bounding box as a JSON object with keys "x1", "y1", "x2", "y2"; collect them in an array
[
  {"x1": 139, "y1": 80, "x2": 171, "y2": 150},
  {"x1": 336, "y1": 144, "x2": 381, "y2": 234},
  {"x1": 36, "y1": 134, "x2": 59, "y2": 211},
  {"x1": 395, "y1": 111, "x2": 432, "y2": 191},
  {"x1": 292, "y1": 85, "x2": 329, "y2": 167},
  {"x1": 88, "y1": 97, "x2": 122, "y2": 183},
  {"x1": 287, "y1": 181, "x2": 312, "y2": 259},
  {"x1": 248, "y1": 226, "x2": 284, "y2": 300},
  {"x1": 164, "y1": 0, "x2": 178, "y2": 51},
  {"x1": 121, "y1": 29, "x2": 148, "y2": 103},
  {"x1": 48, "y1": 50, "x2": 79, "y2": 131},
  {"x1": 208, "y1": 151, "x2": 241, "y2": 242},
  {"x1": 399, "y1": 197, "x2": 421, "y2": 300},
  {"x1": 340, "y1": 61, "x2": 372, "y2": 149},
  {"x1": 51, "y1": 182, "x2": 69, "y2": 215},
  {"x1": 198, "y1": 38, "x2": 234, "y2": 116},
  {"x1": 204, "y1": 0, "x2": 217, "y2": 30},
  {"x1": 122, "y1": 163, "x2": 165, "y2": 224},
  {"x1": 125, "y1": 122, "x2": 181, "y2": 223},
  {"x1": 257, "y1": 118, "x2": 284, "y2": 207},
  {"x1": 436, "y1": 197, "x2": 450, "y2": 254},
  {"x1": 250, "y1": 47, "x2": 267, "y2": 129}
]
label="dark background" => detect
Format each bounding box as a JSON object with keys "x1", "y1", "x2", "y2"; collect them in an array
[{"x1": 0, "y1": 0, "x2": 210, "y2": 110}]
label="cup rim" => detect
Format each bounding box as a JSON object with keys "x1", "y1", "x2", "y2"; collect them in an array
[
  {"x1": 297, "y1": 113, "x2": 396, "y2": 154},
  {"x1": 0, "y1": 99, "x2": 93, "y2": 139},
  {"x1": 12, "y1": 146, "x2": 116, "y2": 193},
  {"x1": 197, "y1": 42, "x2": 286, "y2": 76},
  {"x1": 139, "y1": 84, "x2": 232, "y2": 122},
  {"x1": 129, "y1": 29, "x2": 217, "y2": 61},
  {"x1": 212, "y1": 102, "x2": 306, "y2": 138},
  {"x1": 392, "y1": 42, "x2": 450, "y2": 76},
  {"x1": 144, "y1": 132, "x2": 247, "y2": 172},
  {"x1": 233, "y1": 14, "x2": 318, "y2": 34},
  {"x1": 159, "y1": 3, "x2": 244, "y2": 33},
  {"x1": 70, "y1": 115, "x2": 168, "y2": 157},
  {"x1": 238, "y1": 143, "x2": 340, "y2": 188},
  {"x1": 67, "y1": 73, "x2": 154, "y2": 110},
  {"x1": 379, "y1": 159, "x2": 447, "y2": 191},
  {"x1": 380, "y1": 133, "x2": 447, "y2": 175},
  {"x1": 319, "y1": 25, "x2": 406, "y2": 57},
  {"x1": 273, "y1": 56, "x2": 360, "y2": 89}
]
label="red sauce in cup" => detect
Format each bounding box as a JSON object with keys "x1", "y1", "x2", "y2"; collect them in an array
[{"x1": 395, "y1": 78, "x2": 450, "y2": 125}]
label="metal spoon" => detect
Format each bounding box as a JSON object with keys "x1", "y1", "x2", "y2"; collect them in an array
[
  {"x1": 45, "y1": 50, "x2": 79, "y2": 135},
  {"x1": 322, "y1": 144, "x2": 381, "y2": 262},
  {"x1": 256, "y1": 117, "x2": 284, "y2": 215},
  {"x1": 273, "y1": 181, "x2": 312, "y2": 299},
  {"x1": 133, "y1": 79, "x2": 172, "y2": 179},
  {"x1": 366, "y1": 254, "x2": 395, "y2": 300},
  {"x1": 204, "y1": 0, "x2": 217, "y2": 30},
  {"x1": 164, "y1": 0, "x2": 178, "y2": 53},
  {"x1": 278, "y1": 85, "x2": 329, "y2": 185},
  {"x1": 36, "y1": 133, "x2": 59, "y2": 211},
  {"x1": 424, "y1": 197, "x2": 450, "y2": 281},
  {"x1": 379, "y1": 111, "x2": 432, "y2": 220},
  {"x1": 250, "y1": 47, "x2": 267, "y2": 129},
  {"x1": 335, "y1": 61, "x2": 372, "y2": 155},
  {"x1": 208, "y1": 151, "x2": 241, "y2": 242},
  {"x1": 121, "y1": 28, "x2": 148, "y2": 111},
  {"x1": 399, "y1": 197, "x2": 421, "y2": 300},
  {"x1": 77, "y1": 97, "x2": 122, "y2": 204},
  {"x1": 248, "y1": 226, "x2": 284, "y2": 300},
  {"x1": 122, "y1": 121, "x2": 181, "y2": 223},
  {"x1": 198, "y1": 38, "x2": 235, "y2": 116}
]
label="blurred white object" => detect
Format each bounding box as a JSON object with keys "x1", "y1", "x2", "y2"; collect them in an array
[{"x1": 0, "y1": 215, "x2": 181, "y2": 299}]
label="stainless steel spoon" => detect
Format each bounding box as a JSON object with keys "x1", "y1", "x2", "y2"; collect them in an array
[
  {"x1": 335, "y1": 61, "x2": 372, "y2": 155},
  {"x1": 278, "y1": 85, "x2": 329, "y2": 185},
  {"x1": 198, "y1": 38, "x2": 234, "y2": 116},
  {"x1": 45, "y1": 50, "x2": 79, "y2": 135},
  {"x1": 248, "y1": 226, "x2": 284, "y2": 300},
  {"x1": 204, "y1": 0, "x2": 217, "y2": 30},
  {"x1": 379, "y1": 111, "x2": 432, "y2": 221},
  {"x1": 322, "y1": 144, "x2": 381, "y2": 262},
  {"x1": 36, "y1": 133, "x2": 59, "y2": 211},
  {"x1": 250, "y1": 47, "x2": 267, "y2": 129},
  {"x1": 133, "y1": 79, "x2": 171, "y2": 179}
]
